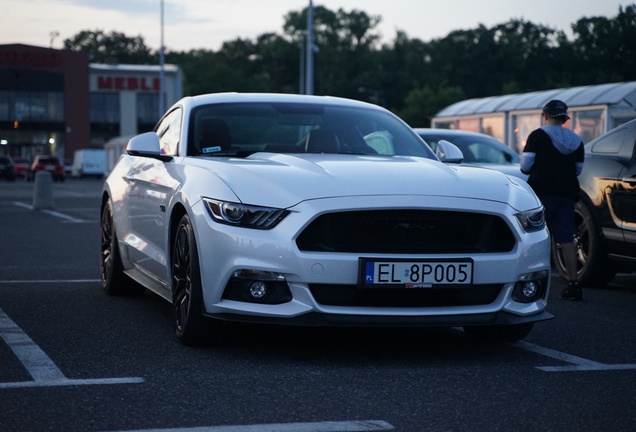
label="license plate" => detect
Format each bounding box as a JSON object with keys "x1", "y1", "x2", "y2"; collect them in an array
[
  {"x1": 45, "y1": 165, "x2": 55, "y2": 170},
  {"x1": 360, "y1": 259, "x2": 473, "y2": 288}
]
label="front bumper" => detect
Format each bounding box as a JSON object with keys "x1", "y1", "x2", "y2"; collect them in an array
[{"x1": 191, "y1": 194, "x2": 552, "y2": 326}]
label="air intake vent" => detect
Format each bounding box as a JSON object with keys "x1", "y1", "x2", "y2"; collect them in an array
[{"x1": 296, "y1": 209, "x2": 515, "y2": 254}]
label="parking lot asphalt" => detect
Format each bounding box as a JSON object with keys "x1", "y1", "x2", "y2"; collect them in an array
[{"x1": 0, "y1": 177, "x2": 635, "y2": 432}]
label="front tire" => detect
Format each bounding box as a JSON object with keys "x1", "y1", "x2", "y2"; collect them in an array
[
  {"x1": 553, "y1": 200, "x2": 616, "y2": 287},
  {"x1": 171, "y1": 214, "x2": 219, "y2": 346},
  {"x1": 100, "y1": 200, "x2": 145, "y2": 296}
]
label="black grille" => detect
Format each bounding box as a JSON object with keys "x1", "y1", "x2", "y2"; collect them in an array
[
  {"x1": 296, "y1": 210, "x2": 515, "y2": 254},
  {"x1": 309, "y1": 284, "x2": 503, "y2": 307}
]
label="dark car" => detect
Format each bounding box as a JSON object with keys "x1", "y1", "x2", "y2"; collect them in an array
[
  {"x1": 414, "y1": 128, "x2": 526, "y2": 180},
  {"x1": 28, "y1": 155, "x2": 65, "y2": 182},
  {"x1": 553, "y1": 119, "x2": 636, "y2": 286},
  {"x1": 0, "y1": 156, "x2": 16, "y2": 181}
]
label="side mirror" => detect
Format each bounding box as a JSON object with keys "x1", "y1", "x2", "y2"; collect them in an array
[
  {"x1": 435, "y1": 139, "x2": 464, "y2": 164},
  {"x1": 126, "y1": 132, "x2": 173, "y2": 162}
]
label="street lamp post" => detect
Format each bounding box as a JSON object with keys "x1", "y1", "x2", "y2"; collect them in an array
[
  {"x1": 296, "y1": 31, "x2": 307, "y2": 94},
  {"x1": 159, "y1": 0, "x2": 166, "y2": 116},
  {"x1": 305, "y1": 0, "x2": 314, "y2": 95}
]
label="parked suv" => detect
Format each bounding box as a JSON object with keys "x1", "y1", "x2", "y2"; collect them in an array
[
  {"x1": 553, "y1": 118, "x2": 636, "y2": 286},
  {"x1": 28, "y1": 155, "x2": 65, "y2": 182},
  {"x1": 0, "y1": 156, "x2": 16, "y2": 181}
]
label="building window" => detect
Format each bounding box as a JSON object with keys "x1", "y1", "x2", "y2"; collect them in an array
[
  {"x1": 90, "y1": 93, "x2": 120, "y2": 123},
  {"x1": 433, "y1": 121, "x2": 455, "y2": 129},
  {"x1": 137, "y1": 93, "x2": 160, "y2": 133},
  {"x1": 90, "y1": 93, "x2": 120, "y2": 145},
  {"x1": 0, "y1": 91, "x2": 64, "y2": 122},
  {"x1": 571, "y1": 109, "x2": 604, "y2": 144},
  {"x1": 0, "y1": 92, "x2": 9, "y2": 120},
  {"x1": 511, "y1": 113, "x2": 541, "y2": 154},
  {"x1": 457, "y1": 118, "x2": 480, "y2": 133},
  {"x1": 480, "y1": 116, "x2": 505, "y2": 143}
]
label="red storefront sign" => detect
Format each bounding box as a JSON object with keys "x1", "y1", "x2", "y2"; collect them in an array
[
  {"x1": 0, "y1": 49, "x2": 62, "y2": 68},
  {"x1": 96, "y1": 76, "x2": 161, "y2": 92}
]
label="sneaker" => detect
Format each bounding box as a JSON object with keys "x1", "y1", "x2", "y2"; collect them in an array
[{"x1": 560, "y1": 281, "x2": 583, "y2": 300}]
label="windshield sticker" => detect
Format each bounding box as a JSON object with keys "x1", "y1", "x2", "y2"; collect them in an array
[{"x1": 202, "y1": 146, "x2": 222, "y2": 154}]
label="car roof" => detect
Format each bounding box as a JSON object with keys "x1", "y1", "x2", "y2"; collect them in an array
[{"x1": 174, "y1": 92, "x2": 387, "y2": 112}]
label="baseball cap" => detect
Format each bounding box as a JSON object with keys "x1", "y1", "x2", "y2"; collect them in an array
[{"x1": 543, "y1": 99, "x2": 570, "y2": 119}]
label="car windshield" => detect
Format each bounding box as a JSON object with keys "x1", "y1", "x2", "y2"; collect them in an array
[
  {"x1": 420, "y1": 133, "x2": 519, "y2": 165},
  {"x1": 188, "y1": 102, "x2": 435, "y2": 159}
]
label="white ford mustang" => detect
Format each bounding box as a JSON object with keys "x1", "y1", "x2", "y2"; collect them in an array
[{"x1": 101, "y1": 93, "x2": 552, "y2": 345}]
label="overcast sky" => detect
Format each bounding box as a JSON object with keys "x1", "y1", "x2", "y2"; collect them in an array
[{"x1": 1, "y1": 0, "x2": 631, "y2": 51}]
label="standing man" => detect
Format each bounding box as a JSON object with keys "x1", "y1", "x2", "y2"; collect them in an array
[{"x1": 521, "y1": 100, "x2": 585, "y2": 300}]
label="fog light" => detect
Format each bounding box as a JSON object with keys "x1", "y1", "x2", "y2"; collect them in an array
[
  {"x1": 249, "y1": 281, "x2": 267, "y2": 299},
  {"x1": 512, "y1": 270, "x2": 549, "y2": 303},
  {"x1": 521, "y1": 281, "x2": 539, "y2": 298},
  {"x1": 222, "y1": 270, "x2": 292, "y2": 304}
]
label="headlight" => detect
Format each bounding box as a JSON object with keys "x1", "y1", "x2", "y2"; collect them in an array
[
  {"x1": 203, "y1": 198, "x2": 289, "y2": 229},
  {"x1": 515, "y1": 207, "x2": 545, "y2": 232}
]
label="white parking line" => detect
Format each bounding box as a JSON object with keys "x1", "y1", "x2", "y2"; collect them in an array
[
  {"x1": 512, "y1": 340, "x2": 636, "y2": 372},
  {"x1": 12, "y1": 201, "x2": 87, "y2": 223},
  {"x1": 0, "y1": 308, "x2": 144, "y2": 389},
  {"x1": 100, "y1": 420, "x2": 395, "y2": 432},
  {"x1": 0, "y1": 279, "x2": 101, "y2": 284}
]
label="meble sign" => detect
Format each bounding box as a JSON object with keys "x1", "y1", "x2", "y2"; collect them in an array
[{"x1": 96, "y1": 76, "x2": 161, "y2": 92}]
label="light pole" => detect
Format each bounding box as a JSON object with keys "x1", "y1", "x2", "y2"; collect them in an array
[
  {"x1": 159, "y1": 0, "x2": 166, "y2": 116},
  {"x1": 296, "y1": 31, "x2": 307, "y2": 94},
  {"x1": 305, "y1": 0, "x2": 314, "y2": 95}
]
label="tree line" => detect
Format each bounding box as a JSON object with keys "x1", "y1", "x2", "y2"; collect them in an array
[{"x1": 64, "y1": 4, "x2": 636, "y2": 126}]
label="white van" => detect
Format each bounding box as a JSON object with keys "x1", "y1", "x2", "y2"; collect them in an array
[
  {"x1": 72, "y1": 149, "x2": 106, "y2": 178},
  {"x1": 104, "y1": 135, "x2": 133, "y2": 176}
]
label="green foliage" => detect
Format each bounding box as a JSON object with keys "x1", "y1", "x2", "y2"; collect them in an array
[
  {"x1": 398, "y1": 86, "x2": 467, "y2": 127},
  {"x1": 570, "y1": 5, "x2": 636, "y2": 83},
  {"x1": 63, "y1": 29, "x2": 153, "y2": 64},
  {"x1": 64, "y1": 4, "x2": 636, "y2": 124}
]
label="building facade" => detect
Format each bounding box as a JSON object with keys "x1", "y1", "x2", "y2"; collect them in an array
[
  {"x1": 0, "y1": 44, "x2": 90, "y2": 161},
  {"x1": 89, "y1": 63, "x2": 182, "y2": 147},
  {"x1": 0, "y1": 44, "x2": 182, "y2": 161}
]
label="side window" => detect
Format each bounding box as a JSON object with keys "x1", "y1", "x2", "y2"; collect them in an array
[
  {"x1": 155, "y1": 108, "x2": 182, "y2": 156},
  {"x1": 591, "y1": 128, "x2": 625, "y2": 155}
]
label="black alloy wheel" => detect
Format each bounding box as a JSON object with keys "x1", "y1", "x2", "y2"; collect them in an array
[
  {"x1": 172, "y1": 214, "x2": 218, "y2": 346},
  {"x1": 100, "y1": 200, "x2": 145, "y2": 296}
]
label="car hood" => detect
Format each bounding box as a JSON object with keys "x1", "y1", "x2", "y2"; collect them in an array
[
  {"x1": 463, "y1": 163, "x2": 528, "y2": 181},
  {"x1": 188, "y1": 153, "x2": 538, "y2": 210}
]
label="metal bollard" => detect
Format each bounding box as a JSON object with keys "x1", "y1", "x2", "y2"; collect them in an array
[{"x1": 33, "y1": 171, "x2": 54, "y2": 210}]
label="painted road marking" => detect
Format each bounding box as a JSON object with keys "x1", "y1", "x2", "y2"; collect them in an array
[
  {"x1": 512, "y1": 341, "x2": 636, "y2": 372},
  {"x1": 100, "y1": 420, "x2": 395, "y2": 432},
  {"x1": 12, "y1": 201, "x2": 89, "y2": 223},
  {"x1": 0, "y1": 308, "x2": 144, "y2": 389},
  {"x1": 0, "y1": 279, "x2": 101, "y2": 284}
]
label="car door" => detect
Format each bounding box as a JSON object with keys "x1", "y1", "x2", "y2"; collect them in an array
[
  {"x1": 125, "y1": 108, "x2": 182, "y2": 283},
  {"x1": 586, "y1": 121, "x2": 636, "y2": 258},
  {"x1": 615, "y1": 123, "x2": 636, "y2": 253}
]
